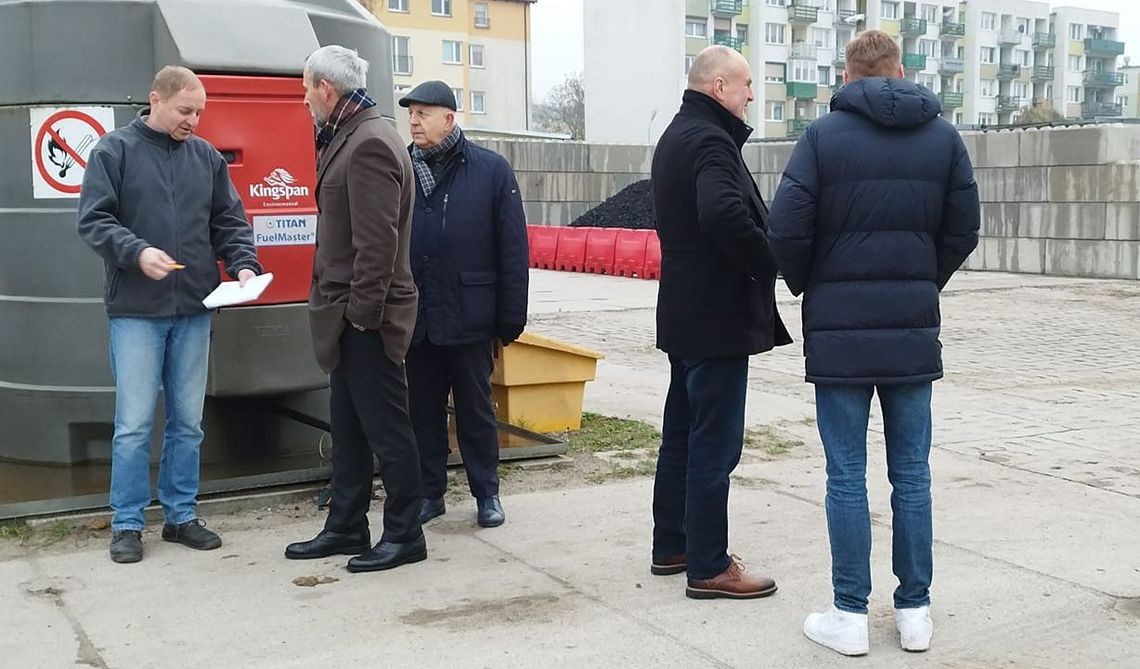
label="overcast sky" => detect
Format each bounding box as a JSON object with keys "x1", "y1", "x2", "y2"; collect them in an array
[{"x1": 530, "y1": 0, "x2": 1140, "y2": 101}]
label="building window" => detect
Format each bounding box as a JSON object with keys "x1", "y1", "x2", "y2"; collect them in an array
[
  {"x1": 919, "y1": 74, "x2": 936, "y2": 90},
  {"x1": 392, "y1": 35, "x2": 411, "y2": 74},
  {"x1": 816, "y1": 103, "x2": 829, "y2": 118},
  {"x1": 981, "y1": 47, "x2": 995, "y2": 64},
  {"x1": 980, "y1": 79, "x2": 996, "y2": 97},
  {"x1": 981, "y1": 12, "x2": 996, "y2": 31},
  {"x1": 767, "y1": 0, "x2": 787, "y2": 6},
  {"x1": 789, "y1": 60, "x2": 815, "y2": 82},
  {"x1": 451, "y1": 87, "x2": 464, "y2": 111},
  {"x1": 921, "y1": 4, "x2": 938, "y2": 23},
  {"x1": 1068, "y1": 56, "x2": 1081, "y2": 71},
  {"x1": 388, "y1": 0, "x2": 407, "y2": 11},
  {"x1": 765, "y1": 61, "x2": 786, "y2": 83},
  {"x1": 1068, "y1": 23, "x2": 1083, "y2": 40},
  {"x1": 955, "y1": 111, "x2": 963, "y2": 124},
  {"x1": 1013, "y1": 81, "x2": 1028, "y2": 98},
  {"x1": 817, "y1": 65, "x2": 830, "y2": 85},
  {"x1": 765, "y1": 23, "x2": 785, "y2": 44},
  {"x1": 920, "y1": 39, "x2": 937, "y2": 58},
  {"x1": 737, "y1": 24, "x2": 749, "y2": 44},
  {"x1": 432, "y1": 0, "x2": 451, "y2": 16},
  {"x1": 1067, "y1": 86, "x2": 1080, "y2": 103},
  {"x1": 685, "y1": 18, "x2": 707, "y2": 38},
  {"x1": 442, "y1": 40, "x2": 462, "y2": 64},
  {"x1": 474, "y1": 2, "x2": 489, "y2": 28},
  {"x1": 812, "y1": 28, "x2": 829, "y2": 47},
  {"x1": 470, "y1": 44, "x2": 485, "y2": 68},
  {"x1": 685, "y1": 55, "x2": 696, "y2": 75},
  {"x1": 471, "y1": 91, "x2": 486, "y2": 114},
  {"x1": 978, "y1": 112, "x2": 994, "y2": 125},
  {"x1": 1018, "y1": 50, "x2": 1031, "y2": 66},
  {"x1": 767, "y1": 101, "x2": 785, "y2": 121},
  {"x1": 881, "y1": 1, "x2": 899, "y2": 20},
  {"x1": 1117, "y1": 95, "x2": 1128, "y2": 107},
  {"x1": 1045, "y1": 83, "x2": 1053, "y2": 98}
]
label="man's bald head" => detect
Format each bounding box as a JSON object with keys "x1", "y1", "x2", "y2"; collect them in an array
[{"x1": 686, "y1": 45, "x2": 754, "y2": 121}]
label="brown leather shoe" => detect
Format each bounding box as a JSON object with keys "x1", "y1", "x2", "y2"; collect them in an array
[
  {"x1": 685, "y1": 556, "x2": 778, "y2": 600},
  {"x1": 651, "y1": 553, "x2": 687, "y2": 576}
]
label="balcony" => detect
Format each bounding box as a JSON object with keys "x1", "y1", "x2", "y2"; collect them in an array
[
  {"x1": 833, "y1": 52, "x2": 846, "y2": 69},
  {"x1": 712, "y1": 34, "x2": 744, "y2": 51},
  {"x1": 999, "y1": 28, "x2": 1023, "y2": 45},
  {"x1": 1083, "y1": 70, "x2": 1125, "y2": 87},
  {"x1": 938, "y1": 57, "x2": 965, "y2": 75},
  {"x1": 786, "y1": 81, "x2": 819, "y2": 99},
  {"x1": 709, "y1": 0, "x2": 743, "y2": 17},
  {"x1": 1083, "y1": 38, "x2": 1125, "y2": 57},
  {"x1": 1032, "y1": 32, "x2": 1055, "y2": 49},
  {"x1": 903, "y1": 53, "x2": 927, "y2": 70},
  {"x1": 997, "y1": 63, "x2": 1021, "y2": 80},
  {"x1": 1031, "y1": 97, "x2": 1052, "y2": 108},
  {"x1": 393, "y1": 54, "x2": 413, "y2": 75},
  {"x1": 939, "y1": 91, "x2": 964, "y2": 108},
  {"x1": 788, "y1": 2, "x2": 818, "y2": 24},
  {"x1": 835, "y1": 8, "x2": 857, "y2": 25},
  {"x1": 901, "y1": 18, "x2": 927, "y2": 37},
  {"x1": 790, "y1": 42, "x2": 819, "y2": 59},
  {"x1": 1081, "y1": 100, "x2": 1123, "y2": 117},
  {"x1": 996, "y1": 95, "x2": 1022, "y2": 113},
  {"x1": 1031, "y1": 65, "x2": 1055, "y2": 81},
  {"x1": 940, "y1": 21, "x2": 965, "y2": 39},
  {"x1": 787, "y1": 118, "x2": 813, "y2": 138}
]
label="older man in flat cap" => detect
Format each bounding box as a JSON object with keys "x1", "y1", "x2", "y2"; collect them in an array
[{"x1": 398, "y1": 80, "x2": 529, "y2": 529}]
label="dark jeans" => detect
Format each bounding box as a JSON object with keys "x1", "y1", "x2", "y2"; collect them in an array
[
  {"x1": 652, "y1": 354, "x2": 749, "y2": 580},
  {"x1": 325, "y1": 327, "x2": 422, "y2": 543},
  {"x1": 815, "y1": 382, "x2": 934, "y2": 614},
  {"x1": 406, "y1": 339, "x2": 500, "y2": 500}
]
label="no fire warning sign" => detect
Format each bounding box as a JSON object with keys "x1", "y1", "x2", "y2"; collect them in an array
[{"x1": 29, "y1": 106, "x2": 115, "y2": 199}]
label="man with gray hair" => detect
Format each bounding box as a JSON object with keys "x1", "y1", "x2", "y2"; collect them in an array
[
  {"x1": 649, "y1": 45, "x2": 790, "y2": 599},
  {"x1": 284, "y1": 45, "x2": 425, "y2": 573}
]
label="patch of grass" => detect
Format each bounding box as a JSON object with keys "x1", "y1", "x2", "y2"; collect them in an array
[
  {"x1": 566, "y1": 413, "x2": 661, "y2": 454},
  {"x1": 586, "y1": 459, "x2": 657, "y2": 484},
  {"x1": 46, "y1": 521, "x2": 73, "y2": 541},
  {"x1": 744, "y1": 426, "x2": 803, "y2": 457},
  {"x1": 0, "y1": 521, "x2": 32, "y2": 541}
]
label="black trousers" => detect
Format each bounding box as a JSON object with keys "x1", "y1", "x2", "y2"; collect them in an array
[
  {"x1": 406, "y1": 339, "x2": 500, "y2": 500},
  {"x1": 325, "y1": 327, "x2": 422, "y2": 543}
]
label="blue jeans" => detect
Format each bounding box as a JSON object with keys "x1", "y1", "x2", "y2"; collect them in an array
[
  {"x1": 652, "y1": 355, "x2": 748, "y2": 579},
  {"x1": 815, "y1": 382, "x2": 933, "y2": 614},
  {"x1": 108, "y1": 314, "x2": 211, "y2": 532}
]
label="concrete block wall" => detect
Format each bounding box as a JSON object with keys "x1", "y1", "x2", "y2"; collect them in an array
[{"x1": 486, "y1": 123, "x2": 1140, "y2": 280}]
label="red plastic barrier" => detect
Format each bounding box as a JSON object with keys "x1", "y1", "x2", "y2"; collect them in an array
[
  {"x1": 642, "y1": 231, "x2": 661, "y2": 280},
  {"x1": 583, "y1": 228, "x2": 618, "y2": 275},
  {"x1": 528, "y1": 226, "x2": 559, "y2": 269},
  {"x1": 613, "y1": 229, "x2": 650, "y2": 277},
  {"x1": 555, "y1": 227, "x2": 588, "y2": 271}
]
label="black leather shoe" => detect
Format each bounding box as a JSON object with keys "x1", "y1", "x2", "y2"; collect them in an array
[
  {"x1": 477, "y1": 496, "x2": 505, "y2": 528},
  {"x1": 285, "y1": 529, "x2": 371, "y2": 560},
  {"x1": 162, "y1": 518, "x2": 222, "y2": 550},
  {"x1": 110, "y1": 530, "x2": 143, "y2": 563},
  {"x1": 346, "y1": 534, "x2": 428, "y2": 573},
  {"x1": 418, "y1": 497, "x2": 446, "y2": 524}
]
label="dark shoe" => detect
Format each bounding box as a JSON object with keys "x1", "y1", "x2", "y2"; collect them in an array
[
  {"x1": 346, "y1": 534, "x2": 428, "y2": 573},
  {"x1": 686, "y1": 555, "x2": 778, "y2": 600},
  {"x1": 418, "y1": 497, "x2": 446, "y2": 524},
  {"x1": 161, "y1": 518, "x2": 222, "y2": 551},
  {"x1": 285, "y1": 529, "x2": 371, "y2": 560},
  {"x1": 651, "y1": 553, "x2": 687, "y2": 576},
  {"x1": 109, "y1": 530, "x2": 143, "y2": 564},
  {"x1": 476, "y1": 496, "x2": 505, "y2": 528}
]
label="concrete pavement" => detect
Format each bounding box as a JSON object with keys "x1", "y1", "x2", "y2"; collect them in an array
[{"x1": 2, "y1": 268, "x2": 1138, "y2": 668}]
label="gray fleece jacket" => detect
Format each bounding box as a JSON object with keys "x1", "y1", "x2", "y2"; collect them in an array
[{"x1": 77, "y1": 111, "x2": 261, "y2": 317}]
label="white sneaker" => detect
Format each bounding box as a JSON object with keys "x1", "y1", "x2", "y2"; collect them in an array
[
  {"x1": 896, "y1": 605, "x2": 933, "y2": 652},
  {"x1": 803, "y1": 605, "x2": 870, "y2": 656}
]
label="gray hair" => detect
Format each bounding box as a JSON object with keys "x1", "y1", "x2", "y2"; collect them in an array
[{"x1": 305, "y1": 45, "x2": 368, "y2": 95}]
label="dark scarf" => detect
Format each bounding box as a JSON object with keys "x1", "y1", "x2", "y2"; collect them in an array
[
  {"x1": 315, "y1": 88, "x2": 376, "y2": 155},
  {"x1": 410, "y1": 125, "x2": 462, "y2": 197}
]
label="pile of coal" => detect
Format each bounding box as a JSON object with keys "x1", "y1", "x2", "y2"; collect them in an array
[{"x1": 569, "y1": 179, "x2": 656, "y2": 230}]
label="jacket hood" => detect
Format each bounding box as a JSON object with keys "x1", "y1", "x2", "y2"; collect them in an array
[{"x1": 832, "y1": 77, "x2": 942, "y2": 128}]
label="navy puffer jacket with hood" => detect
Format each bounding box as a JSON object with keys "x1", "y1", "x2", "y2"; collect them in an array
[{"x1": 768, "y1": 77, "x2": 980, "y2": 386}]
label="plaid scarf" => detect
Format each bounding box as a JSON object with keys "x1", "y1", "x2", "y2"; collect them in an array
[
  {"x1": 315, "y1": 88, "x2": 376, "y2": 155},
  {"x1": 410, "y1": 125, "x2": 462, "y2": 197}
]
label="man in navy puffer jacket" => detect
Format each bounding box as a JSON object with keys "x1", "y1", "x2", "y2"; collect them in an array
[{"x1": 768, "y1": 31, "x2": 979, "y2": 656}]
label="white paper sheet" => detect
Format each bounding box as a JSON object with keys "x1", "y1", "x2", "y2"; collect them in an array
[{"x1": 202, "y1": 272, "x2": 274, "y2": 309}]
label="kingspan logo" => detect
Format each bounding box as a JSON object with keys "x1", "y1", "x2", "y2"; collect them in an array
[{"x1": 250, "y1": 168, "x2": 310, "y2": 201}]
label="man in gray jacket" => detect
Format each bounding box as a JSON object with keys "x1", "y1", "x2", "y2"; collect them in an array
[{"x1": 77, "y1": 66, "x2": 261, "y2": 564}]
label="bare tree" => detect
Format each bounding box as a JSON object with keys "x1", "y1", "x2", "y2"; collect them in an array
[
  {"x1": 533, "y1": 73, "x2": 585, "y2": 139},
  {"x1": 1015, "y1": 101, "x2": 1064, "y2": 125}
]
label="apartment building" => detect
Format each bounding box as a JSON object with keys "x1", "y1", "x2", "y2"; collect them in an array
[
  {"x1": 374, "y1": 0, "x2": 536, "y2": 131},
  {"x1": 583, "y1": 0, "x2": 1126, "y2": 143},
  {"x1": 1120, "y1": 63, "x2": 1140, "y2": 118}
]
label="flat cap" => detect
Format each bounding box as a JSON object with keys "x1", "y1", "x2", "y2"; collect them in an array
[{"x1": 398, "y1": 80, "x2": 457, "y2": 111}]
